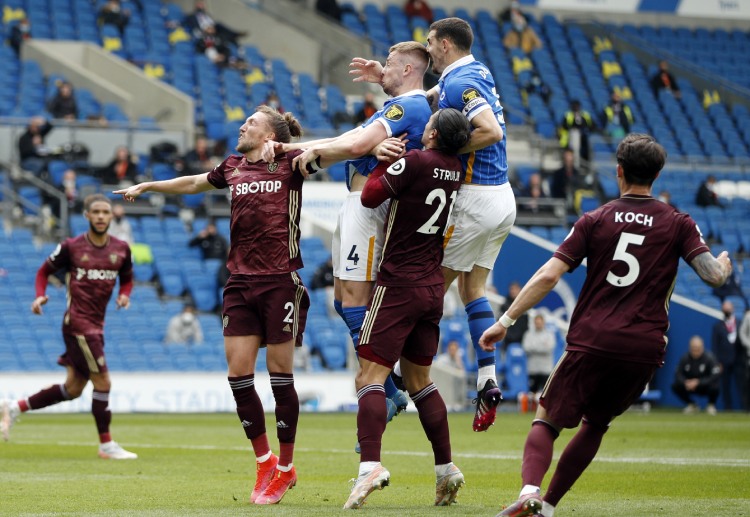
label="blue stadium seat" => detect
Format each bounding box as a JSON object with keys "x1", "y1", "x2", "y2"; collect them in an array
[{"x1": 503, "y1": 343, "x2": 529, "y2": 400}]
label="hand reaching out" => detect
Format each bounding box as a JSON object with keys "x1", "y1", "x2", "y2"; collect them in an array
[{"x1": 349, "y1": 57, "x2": 383, "y2": 84}]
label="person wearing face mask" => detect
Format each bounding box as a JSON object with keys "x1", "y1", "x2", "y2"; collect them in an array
[
  {"x1": 264, "y1": 92, "x2": 285, "y2": 114},
  {"x1": 502, "y1": 7, "x2": 542, "y2": 54},
  {"x1": 165, "y1": 304, "x2": 204, "y2": 345},
  {"x1": 183, "y1": 0, "x2": 247, "y2": 46},
  {"x1": 108, "y1": 204, "x2": 134, "y2": 244},
  {"x1": 712, "y1": 300, "x2": 743, "y2": 410},
  {"x1": 9, "y1": 16, "x2": 31, "y2": 56}
]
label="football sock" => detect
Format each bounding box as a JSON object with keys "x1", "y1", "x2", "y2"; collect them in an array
[
  {"x1": 91, "y1": 390, "x2": 112, "y2": 437},
  {"x1": 359, "y1": 461, "x2": 380, "y2": 477},
  {"x1": 383, "y1": 374, "x2": 399, "y2": 398},
  {"x1": 522, "y1": 420, "x2": 559, "y2": 487},
  {"x1": 228, "y1": 375, "x2": 266, "y2": 441},
  {"x1": 18, "y1": 399, "x2": 29, "y2": 412},
  {"x1": 520, "y1": 484, "x2": 541, "y2": 496},
  {"x1": 276, "y1": 463, "x2": 293, "y2": 473},
  {"x1": 411, "y1": 383, "x2": 451, "y2": 465},
  {"x1": 333, "y1": 298, "x2": 344, "y2": 320},
  {"x1": 270, "y1": 373, "x2": 298, "y2": 467},
  {"x1": 256, "y1": 451, "x2": 272, "y2": 463},
  {"x1": 465, "y1": 297, "x2": 497, "y2": 376},
  {"x1": 27, "y1": 383, "x2": 70, "y2": 410},
  {"x1": 544, "y1": 420, "x2": 607, "y2": 507},
  {"x1": 342, "y1": 305, "x2": 366, "y2": 346},
  {"x1": 542, "y1": 501, "x2": 556, "y2": 516},
  {"x1": 435, "y1": 462, "x2": 455, "y2": 477},
  {"x1": 356, "y1": 384, "x2": 387, "y2": 463},
  {"x1": 252, "y1": 435, "x2": 271, "y2": 459}
]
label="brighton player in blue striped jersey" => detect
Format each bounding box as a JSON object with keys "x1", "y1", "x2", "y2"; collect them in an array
[
  {"x1": 351, "y1": 18, "x2": 516, "y2": 432},
  {"x1": 263, "y1": 42, "x2": 433, "y2": 432}
]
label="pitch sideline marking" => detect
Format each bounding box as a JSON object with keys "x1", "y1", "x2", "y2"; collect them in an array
[{"x1": 8, "y1": 440, "x2": 750, "y2": 468}]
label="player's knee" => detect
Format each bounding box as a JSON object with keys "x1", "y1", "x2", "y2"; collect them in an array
[{"x1": 65, "y1": 385, "x2": 84, "y2": 399}]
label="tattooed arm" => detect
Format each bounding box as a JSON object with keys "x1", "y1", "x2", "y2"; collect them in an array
[{"x1": 689, "y1": 251, "x2": 732, "y2": 288}]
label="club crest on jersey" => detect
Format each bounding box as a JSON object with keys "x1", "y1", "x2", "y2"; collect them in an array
[
  {"x1": 462, "y1": 88, "x2": 481, "y2": 104},
  {"x1": 384, "y1": 104, "x2": 404, "y2": 121},
  {"x1": 231, "y1": 168, "x2": 241, "y2": 177},
  {"x1": 109, "y1": 253, "x2": 118, "y2": 264},
  {"x1": 81, "y1": 253, "x2": 90, "y2": 262},
  {"x1": 387, "y1": 158, "x2": 406, "y2": 176},
  {"x1": 267, "y1": 161, "x2": 279, "y2": 173}
]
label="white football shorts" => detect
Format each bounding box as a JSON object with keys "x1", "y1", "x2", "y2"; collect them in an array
[
  {"x1": 442, "y1": 182, "x2": 516, "y2": 272},
  {"x1": 332, "y1": 191, "x2": 388, "y2": 281}
]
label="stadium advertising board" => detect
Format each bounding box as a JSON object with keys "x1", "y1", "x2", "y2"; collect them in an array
[
  {"x1": 677, "y1": 0, "x2": 750, "y2": 19},
  {"x1": 536, "y1": 0, "x2": 641, "y2": 13}
]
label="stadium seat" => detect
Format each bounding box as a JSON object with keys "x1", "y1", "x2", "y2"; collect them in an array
[{"x1": 503, "y1": 343, "x2": 529, "y2": 400}]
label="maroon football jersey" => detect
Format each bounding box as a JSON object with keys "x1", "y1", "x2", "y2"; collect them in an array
[
  {"x1": 206, "y1": 151, "x2": 305, "y2": 276},
  {"x1": 375, "y1": 149, "x2": 464, "y2": 286},
  {"x1": 46, "y1": 234, "x2": 133, "y2": 334},
  {"x1": 554, "y1": 195, "x2": 710, "y2": 365}
]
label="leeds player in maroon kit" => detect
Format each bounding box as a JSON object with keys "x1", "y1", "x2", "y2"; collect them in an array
[
  {"x1": 343, "y1": 108, "x2": 471, "y2": 509},
  {"x1": 1, "y1": 194, "x2": 137, "y2": 460},
  {"x1": 115, "y1": 106, "x2": 311, "y2": 505},
  {"x1": 479, "y1": 134, "x2": 733, "y2": 517}
]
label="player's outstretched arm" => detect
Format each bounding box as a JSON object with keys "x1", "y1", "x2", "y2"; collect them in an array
[
  {"x1": 479, "y1": 257, "x2": 569, "y2": 351},
  {"x1": 114, "y1": 173, "x2": 214, "y2": 201},
  {"x1": 349, "y1": 57, "x2": 383, "y2": 83},
  {"x1": 689, "y1": 250, "x2": 732, "y2": 288},
  {"x1": 31, "y1": 295, "x2": 48, "y2": 315},
  {"x1": 460, "y1": 109, "x2": 504, "y2": 155}
]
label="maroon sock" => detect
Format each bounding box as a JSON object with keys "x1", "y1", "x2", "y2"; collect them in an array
[
  {"x1": 270, "y1": 373, "x2": 298, "y2": 467},
  {"x1": 544, "y1": 420, "x2": 607, "y2": 507},
  {"x1": 251, "y1": 434, "x2": 271, "y2": 459},
  {"x1": 91, "y1": 390, "x2": 112, "y2": 437},
  {"x1": 27, "y1": 384, "x2": 70, "y2": 410},
  {"x1": 522, "y1": 420, "x2": 559, "y2": 487},
  {"x1": 229, "y1": 375, "x2": 266, "y2": 440},
  {"x1": 410, "y1": 384, "x2": 451, "y2": 465},
  {"x1": 356, "y1": 384, "x2": 387, "y2": 463}
]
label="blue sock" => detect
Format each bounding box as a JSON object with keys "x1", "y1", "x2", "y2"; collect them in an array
[
  {"x1": 383, "y1": 374, "x2": 399, "y2": 397},
  {"x1": 333, "y1": 298, "x2": 344, "y2": 321},
  {"x1": 466, "y1": 297, "x2": 496, "y2": 369},
  {"x1": 342, "y1": 305, "x2": 367, "y2": 347}
]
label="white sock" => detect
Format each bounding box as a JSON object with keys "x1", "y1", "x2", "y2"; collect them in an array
[
  {"x1": 359, "y1": 461, "x2": 380, "y2": 477},
  {"x1": 393, "y1": 361, "x2": 402, "y2": 377},
  {"x1": 542, "y1": 501, "x2": 555, "y2": 516},
  {"x1": 256, "y1": 451, "x2": 272, "y2": 463},
  {"x1": 277, "y1": 463, "x2": 293, "y2": 472},
  {"x1": 434, "y1": 462, "x2": 453, "y2": 477},
  {"x1": 477, "y1": 366, "x2": 496, "y2": 390},
  {"x1": 520, "y1": 484, "x2": 540, "y2": 497}
]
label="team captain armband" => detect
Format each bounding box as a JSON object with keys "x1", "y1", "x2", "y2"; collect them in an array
[{"x1": 499, "y1": 312, "x2": 516, "y2": 328}]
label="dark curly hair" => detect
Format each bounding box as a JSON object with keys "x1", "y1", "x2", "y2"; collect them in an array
[{"x1": 433, "y1": 108, "x2": 471, "y2": 154}]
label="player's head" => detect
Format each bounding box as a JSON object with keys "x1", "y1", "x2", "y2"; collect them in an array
[
  {"x1": 615, "y1": 133, "x2": 666, "y2": 187},
  {"x1": 422, "y1": 108, "x2": 471, "y2": 154},
  {"x1": 688, "y1": 335, "x2": 704, "y2": 359},
  {"x1": 426, "y1": 18, "x2": 474, "y2": 75},
  {"x1": 83, "y1": 194, "x2": 113, "y2": 236},
  {"x1": 381, "y1": 41, "x2": 429, "y2": 96},
  {"x1": 236, "y1": 106, "x2": 302, "y2": 153}
]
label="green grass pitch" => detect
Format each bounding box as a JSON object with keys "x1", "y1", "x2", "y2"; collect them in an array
[{"x1": 1, "y1": 409, "x2": 749, "y2": 516}]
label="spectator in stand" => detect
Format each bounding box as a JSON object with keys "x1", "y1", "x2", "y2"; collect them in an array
[
  {"x1": 108, "y1": 204, "x2": 134, "y2": 244},
  {"x1": 195, "y1": 25, "x2": 234, "y2": 67},
  {"x1": 498, "y1": 281, "x2": 529, "y2": 350},
  {"x1": 499, "y1": 1, "x2": 529, "y2": 24},
  {"x1": 650, "y1": 60, "x2": 681, "y2": 99},
  {"x1": 672, "y1": 335, "x2": 720, "y2": 414},
  {"x1": 264, "y1": 92, "x2": 285, "y2": 113},
  {"x1": 189, "y1": 222, "x2": 228, "y2": 260},
  {"x1": 695, "y1": 175, "x2": 723, "y2": 207},
  {"x1": 559, "y1": 100, "x2": 595, "y2": 167},
  {"x1": 100, "y1": 146, "x2": 138, "y2": 186},
  {"x1": 550, "y1": 148, "x2": 582, "y2": 202},
  {"x1": 712, "y1": 300, "x2": 742, "y2": 410},
  {"x1": 522, "y1": 314, "x2": 555, "y2": 403},
  {"x1": 522, "y1": 72, "x2": 551, "y2": 103},
  {"x1": 657, "y1": 190, "x2": 678, "y2": 211},
  {"x1": 353, "y1": 92, "x2": 378, "y2": 125},
  {"x1": 404, "y1": 0, "x2": 433, "y2": 24},
  {"x1": 181, "y1": 136, "x2": 217, "y2": 176},
  {"x1": 502, "y1": 8, "x2": 542, "y2": 54},
  {"x1": 520, "y1": 173, "x2": 550, "y2": 213},
  {"x1": 601, "y1": 91, "x2": 633, "y2": 139},
  {"x1": 310, "y1": 256, "x2": 334, "y2": 291},
  {"x1": 165, "y1": 304, "x2": 204, "y2": 345},
  {"x1": 47, "y1": 81, "x2": 78, "y2": 121},
  {"x1": 18, "y1": 116, "x2": 53, "y2": 174},
  {"x1": 97, "y1": 0, "x2": 130, "y2": 35},
  {"x1": 740, "y1": 307, "x2": 750, "y2": 411},
  {"x1": 9, "y1": 16, "x2": 31, "y2": 57},
  {"x1": 435, "y1": 339, "x2": 465, "y2": 372},
  {"x1": 183, "y1": 0, "x2": 246, "y2": 46}
]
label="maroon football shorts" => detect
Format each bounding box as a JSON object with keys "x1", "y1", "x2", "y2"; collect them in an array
[
  {"x1": 540, "y1": 350, "x2": 657, "y2": 428},
  {"x1": 357, "y1": 283, "x2": 443, "y2": 368},
  {"x1": 59, "y1": 333, "x2": 108, "y2": 377},
  {"x1": 222, "y1": 273, "x2": 310, "y2": 346}
]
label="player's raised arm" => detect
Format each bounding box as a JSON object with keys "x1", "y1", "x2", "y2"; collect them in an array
[
  {"x1": 349, "y1": 57, "x2": 383, "y2": 83},
  {"x1": 689, "y1": 250, "x2": 732, "y2": 288},
  {"x1": 460, "y1": 108, "x2": 504, "y2": 155},
  {"x1": 114, "y1": 172, "x2": 214, "y2": 202},
  {"x1": 293, "y1": 121, "x2": 389, "y2": 171}
]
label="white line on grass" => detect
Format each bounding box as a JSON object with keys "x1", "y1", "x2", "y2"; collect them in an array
[{"x1": 11, "y1": 440, "x2": 750, "y2": 468}]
